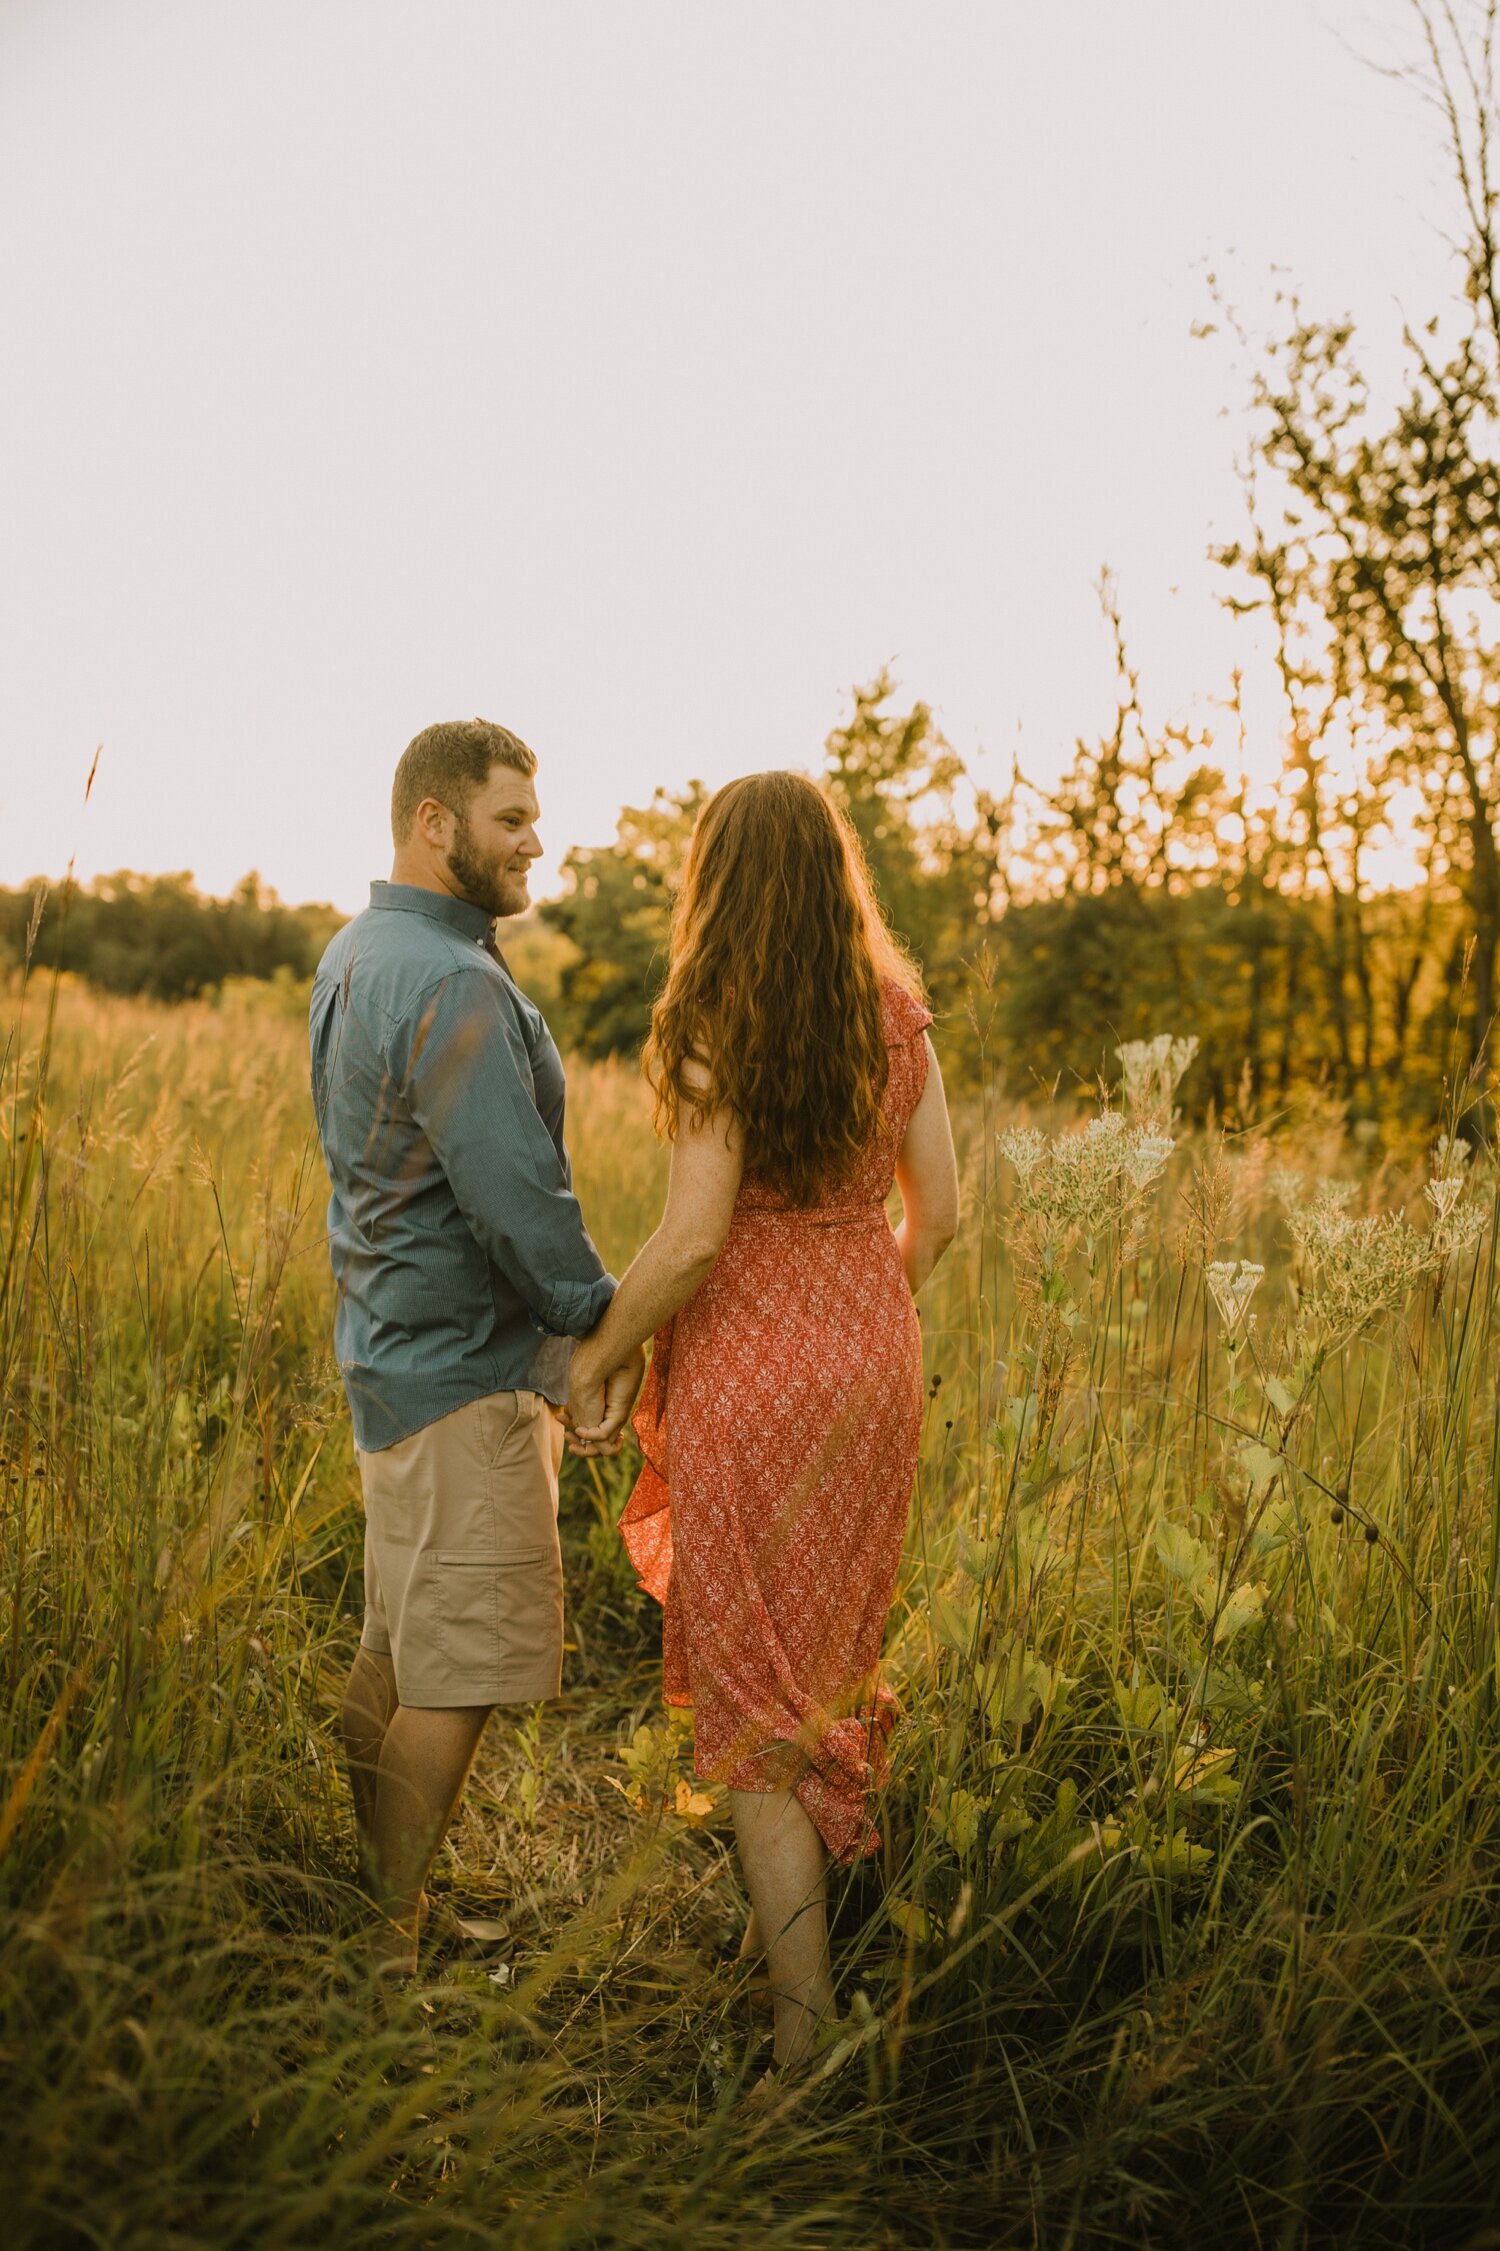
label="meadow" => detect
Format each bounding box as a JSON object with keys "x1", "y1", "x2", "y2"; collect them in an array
[{"x1": 3, "y1": 966, "x2": 1499, "y2": 2249}]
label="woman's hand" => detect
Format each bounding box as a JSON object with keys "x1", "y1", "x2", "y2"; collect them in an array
[{"x1": 565, "y1": 1340, "x2": 645, "y2": 1456}]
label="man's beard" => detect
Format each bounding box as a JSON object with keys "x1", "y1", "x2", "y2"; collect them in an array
[{"x1": 445, "y1": 811, "x2": 528, "y2": 919}]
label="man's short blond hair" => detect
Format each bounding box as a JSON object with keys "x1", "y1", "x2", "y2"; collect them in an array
[{"x1": 391, "y1": 719, "x2": 537, "y2": 845}]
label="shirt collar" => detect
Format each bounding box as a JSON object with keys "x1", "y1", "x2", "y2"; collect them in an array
[{"x1": 368, "y1": 879, "x2": 494, "y2": 945}]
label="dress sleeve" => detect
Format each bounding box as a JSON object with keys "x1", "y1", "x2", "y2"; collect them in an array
[{"x1": 881, "y1": 978, "x2": 934, "y2": 1046}]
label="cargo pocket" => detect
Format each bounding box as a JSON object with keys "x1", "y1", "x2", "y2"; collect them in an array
[
  {"x1": 430, "y1": 1552, "x2": 503, "y2": 1682},
  {"x1": 495, "y1": 1546, "x2": 565, "y2": 1695},
  {"x1": 430, "y1": 1546, "x2": 563, "y2": 1697}
]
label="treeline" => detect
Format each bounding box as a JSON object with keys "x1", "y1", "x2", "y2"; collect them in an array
[
  {"x1": 0, "y1": 872, "x2": 343, "y2": 1003},
  {"x1": 14, "y1": 14, "x2": 1500, "y2": 1128},
  {"x1": 544, "y1": 26, "x2": 1500, "y2": 1133},
  {"x1": 539, "y1": 660, "x2": 1465, "y2": 1125}
]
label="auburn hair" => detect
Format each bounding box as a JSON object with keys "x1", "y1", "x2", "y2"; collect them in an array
[{"x1": 644, "y1": 771, "x2": 925, "y2": 1206}]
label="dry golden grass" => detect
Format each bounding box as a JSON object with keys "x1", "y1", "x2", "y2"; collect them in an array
[{"x1": 4, "y1": 971, "x2": 1500, "y2": 2248}]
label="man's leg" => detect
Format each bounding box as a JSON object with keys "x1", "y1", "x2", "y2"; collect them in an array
[
  {"x1": 348, "y1": 1390, "x2": 563, "y2": 1970},
  {"x1": 367, "y1": 1701, "x2": 494, "y2": 1970},
  {"x1": 341, "y1": 1644, "x2": 397, "y2": 1880}
]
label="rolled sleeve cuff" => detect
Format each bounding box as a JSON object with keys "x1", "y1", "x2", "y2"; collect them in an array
[{"x1": 542, "y1": 1272, "x2": 617, "y2": 1339}]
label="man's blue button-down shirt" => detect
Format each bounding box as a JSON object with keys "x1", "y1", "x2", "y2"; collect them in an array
[{"x1": 310, "y1": 881, "x2": 616, "y2": 1452}]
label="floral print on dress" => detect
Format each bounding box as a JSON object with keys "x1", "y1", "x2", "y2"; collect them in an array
[{"x1": 620, "y1": 979, "x2": 933, "y2": 1862}]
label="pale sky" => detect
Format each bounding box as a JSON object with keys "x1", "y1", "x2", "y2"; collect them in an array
[{"x1": 0, "y1": 0, "x2": 1455, "y2": 913}]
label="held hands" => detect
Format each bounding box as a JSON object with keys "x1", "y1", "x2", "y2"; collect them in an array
[{"x1": 563, "y1": 1339, "x2": 646, "y2": 1457}]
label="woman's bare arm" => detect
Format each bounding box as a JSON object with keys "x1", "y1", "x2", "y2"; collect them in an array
[
  {"x1": 893, "y1": 1035, "x2": 959, "y2": 1294},
  {"x1": 568, "y1": 1068, "x2": 743, "y2": 1444}
]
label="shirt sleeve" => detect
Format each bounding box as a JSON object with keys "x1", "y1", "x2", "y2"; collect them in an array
[{"x1": 393, "y1": 965, "x2": 616, "y2": 1339}]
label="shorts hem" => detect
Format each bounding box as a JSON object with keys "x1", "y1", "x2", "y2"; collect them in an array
[{"x1": 391, "y1": 1670, "x2": 563, "y2": 1710}]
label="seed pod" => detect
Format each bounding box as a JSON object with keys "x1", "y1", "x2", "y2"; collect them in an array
[
  {"x1": 1330, "y1": 1505, "x2": 1346, "y2": 1525},
  {"x1": 1364, "y1": 1523, "x2": 1379, "y2": 1546}
]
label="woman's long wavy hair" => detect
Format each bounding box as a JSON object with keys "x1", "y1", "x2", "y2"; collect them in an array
[{"x1": 644, "y1": 771, "x2": 925, "y2": 1206}]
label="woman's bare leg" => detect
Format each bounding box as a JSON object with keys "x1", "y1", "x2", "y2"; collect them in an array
[{"x1": 729, "y1": 1787, "x2": 834, "y2": 2069}]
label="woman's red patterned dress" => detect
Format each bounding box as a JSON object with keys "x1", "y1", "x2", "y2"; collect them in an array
[{"x1": 619, "y1": 980, "x2": 932, "y2": 1862}]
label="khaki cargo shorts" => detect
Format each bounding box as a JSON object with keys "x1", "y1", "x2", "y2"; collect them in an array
[{"x1": 355, "y1": 1389, "x2": 566, "y2": 1708}]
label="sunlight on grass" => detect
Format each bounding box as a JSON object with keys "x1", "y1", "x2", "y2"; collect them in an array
[{"x1": 3, "y1": 969, "x2": 1499, "y2": 2246}]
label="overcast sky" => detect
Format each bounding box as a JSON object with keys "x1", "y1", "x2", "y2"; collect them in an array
[{"x1": 0, "y1": 0, "x2": 1457, "y2": 912}]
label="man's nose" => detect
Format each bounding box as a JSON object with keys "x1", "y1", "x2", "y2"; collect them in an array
[{"x1": 519, "y1": 826, "x2": 542, "y2": 860}]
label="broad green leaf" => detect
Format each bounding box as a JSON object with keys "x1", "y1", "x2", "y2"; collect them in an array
[
  {"x1": 1212, "y1": 1580, "x2": 1267, "y2": 1643},
  {"x1": 1155, "y1": 1519, "x2": 1210, "y2": 1586},
  {"x1": 1171, "y1": 1744, "x2": 1236, "y2": 1792},
  {"x1": 978, "y1": 1647, "x2": 1052, "y2": 1729},
  {"x1": 887, "y1": 1897, "x2": 940, "y2": 1944},
  {"x1": 1004, "y1": 1394, "x2": 1039, "y2": 1447},
  {"x1": 934, "y1": 1785, "x2": 984, "y2": 1856},
  {"x1": 1013, "y1": 1503, "x2": 1055, "y2": 1580},
  {"x1": 1149, "y1": 1827, "x2": 1215, "y2": 1878},
  {"x1": 1236, "y1": 1441, "x2": 1282, "y2": 1499},
  {"x1": 931, "y1": 1587, "x2": 979, "y2": 1651},
  {"x1": 1115, "y1": 1679, "x2": 1166, "y2": 1730},
  {"x1": 957, "y1": 1527, "x2": 994, "y2": 1583}
]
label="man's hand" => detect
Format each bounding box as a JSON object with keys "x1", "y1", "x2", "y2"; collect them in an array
[{"x1": 565, "y1": 1341, "x2": 646, "y2": 1457}]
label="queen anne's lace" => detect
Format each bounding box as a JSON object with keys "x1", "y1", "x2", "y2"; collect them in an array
[
  {"x1": 1117, "y1": 1035, "x2": 1199, "y2": 1127},
  {"x1": 999, "y1": 1108, "x2": 1180, "y2": 1241},
  {"x1": 1205, "y1": 1259, "x2": 1264, "y2": 1331}
]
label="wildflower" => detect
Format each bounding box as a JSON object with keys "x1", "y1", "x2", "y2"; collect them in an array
[
  {"x1": 1205, "y1": 1259, "x2": 1265, "y2": 1332},
  {"x1": 998, "y1": 1125, "x2": 1046, "y2": 1178},
  {"x1": 1267, "y1": 1164, "x2": 1305, "y2": 1210},
  {"x1": 1430, "y1": 1200, "x2": 1487, "y2": 1258},
  {"x1": 1000, "y1": 1111, "x2": 1179, "y2": 1239},
  {"x1": 1117, "y1": 1034, "x2": 1199, "y2": 1125},
  {"x1": 1122, "y1": 1132, "x2": 1176, "y2": 1191},
  {"x1": 1424, "y1": 1135, "x2": 1488, "y2": 1260},
  {"x1": 1289, "y1": 1191, "x2": 1435, "y2": 1349},
  {"x1": 1432, "y1": 1133, "x2": 1472, "y2": 1181}
]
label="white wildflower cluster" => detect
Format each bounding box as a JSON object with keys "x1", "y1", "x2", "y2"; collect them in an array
[
  {"x1": 996, "y1": 1125, "x2": 1046, "y2": 1179},
  {"x1": 999, "y1": 1106, "x2": 1177, "y2": 1240},
  {"x1": 1431, "y1": 1133, "x2": 1469, "y2": 1182},
  {"x1": 1205, "y1": 1259, "x2": 1265, "y2": 1334},
  {"x1": 1425, "y1": 1133, "x2": 1487, "y2": 1257},
  {"x1": 1117, "y1": 1035, "x2": 1200, "y2": 1128},
  {"x1": 1289, "y1": 1184, "x2": 1438, "y2": 1348}
]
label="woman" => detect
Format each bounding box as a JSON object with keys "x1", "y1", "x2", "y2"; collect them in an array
[{"x1": 567, "y1": 771, "x2": 959, "y2": 2075}]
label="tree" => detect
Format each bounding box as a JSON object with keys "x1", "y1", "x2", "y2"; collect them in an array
[
  {"x1": 0, "y1": 872, "x2": 341, "y2": 1001},
  {"x1": 1221, "y1": 0, "x2": 1500, "y2": 1099},
  {"x1": 823, "y1": 670, "x2": 992, "y2": 1036},
  {"x1": 540, "y1": 786, "x2": 705, "y2": 1058}
]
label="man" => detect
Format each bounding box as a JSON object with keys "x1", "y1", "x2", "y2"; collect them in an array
[{"x1": 310, "y1": 717, "x2": 642, "y2": 1971}]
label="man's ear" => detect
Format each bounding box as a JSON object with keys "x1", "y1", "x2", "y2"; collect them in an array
[{"x1": 414, "y1": 795, "x2": 452, "y2": 849}]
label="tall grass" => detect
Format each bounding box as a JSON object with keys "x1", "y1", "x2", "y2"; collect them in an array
[{"x1": 2, "y1": 967, "x2": 1499, "y2": 2248}]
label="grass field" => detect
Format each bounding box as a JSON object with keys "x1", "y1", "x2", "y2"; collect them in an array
[{"x1": 3, "y1": 969, "x2": 1500, "y2": 2249}]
